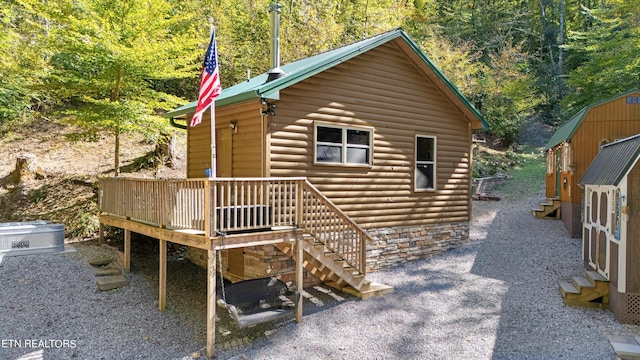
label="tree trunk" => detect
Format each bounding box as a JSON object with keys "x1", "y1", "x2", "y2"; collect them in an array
[
  {"x1": 558, "y1": 0, "x2": 565, "y2": 100},
  {"x1": 11, "y1": 153, "x2": 42, "y2": 184},
  {"x1": 114, "y1": 126, "x2": 120, "y2": 177},
  {"x1": 155, "y1": 132, "x2": 177, "y2": 168}
]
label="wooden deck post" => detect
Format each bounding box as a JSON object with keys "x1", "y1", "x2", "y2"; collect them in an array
[
  {"x1": 123, "y1": 229, "x2": 131, "y2": 272},
  {"x1": 296, "y1": 234, "x2": 303, "y2": 323},
  {"x1": 98, "y1": 223, "x2": 104, "y2": 245},
  {"x1": 206, "y1": 248, "x2": 217, "y2": 358},
  {"x1": 159, "y1": 239, "x2": 167, "y2": 311}
]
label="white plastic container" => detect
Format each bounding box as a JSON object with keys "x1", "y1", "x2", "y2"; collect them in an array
[{"x1": 0, "y1": 221, "x2": 65, "y2": 260}]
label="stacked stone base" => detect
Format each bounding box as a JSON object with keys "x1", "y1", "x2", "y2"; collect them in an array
[
  {"x1": 187, "y1": 220, "x2": 470, "y2": 283},
  {"x1": 366, "y1": 222, "x2": 469, "y2": 271}
]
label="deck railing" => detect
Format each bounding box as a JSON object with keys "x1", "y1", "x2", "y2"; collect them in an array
[{"x1": 99, "y1": 177, "x2": 370, "y2": 274}]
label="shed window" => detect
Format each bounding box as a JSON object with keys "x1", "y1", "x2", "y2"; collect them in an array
[
  {"x1": 561, "y1": 143, "x2": 572, "y2": 172},
  {"x1": 415, "y1": 135, "x2": 436, "y2": 191},
  {"x1": 613, "y1": 189, "x2": 621, "y2": 240},
  {"x1": 626, "y1": 96, "x2": 640, "y2": 104},
  {"x1": 315, "y1": 125, "x2": 372, "y2": 165},
  {"x1": 546, "y1": 150, "x2": 554, "y2": 174}
]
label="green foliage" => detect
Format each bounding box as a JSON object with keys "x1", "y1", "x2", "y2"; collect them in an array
[
  {"x1": 473, "y1": 146, "x2": 524, "y2": 178},
  {"x1": 29, "y1": 185, "x2": 48, "y2": 204},
  {"x1": 563, "y1": 0, "x2": 640, "y2": 114},
  {"x1": 491, "y1": 151, "x2": 546, "y2": 199},
  {"x1": 0, "y1": 0, "x2": 51, "y2": 128},
  {"x1": 30, "y1": 0, "x2": 203, "y2": 173},
  {"x1": 3, "y1": 0, "x2": 638, "y2": 152}
]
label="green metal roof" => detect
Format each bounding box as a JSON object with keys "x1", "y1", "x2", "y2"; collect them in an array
[
  {"x1": 578, "y1": 133, "x2": 640, "y2": 186},
  {"x1": 165, "y1": 28, "x2": 489, "y2": 130},
  {"x1": 546, "y1": 89, "x2": 640, "y2": 149}
]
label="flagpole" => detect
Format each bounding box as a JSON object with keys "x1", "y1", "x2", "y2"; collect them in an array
[{"x1": 209, "y1": 21, "x2": 217, "y2": 179}]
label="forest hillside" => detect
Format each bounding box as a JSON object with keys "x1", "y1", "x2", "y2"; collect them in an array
[{"x1": 1, "y1": 0, "x2": 638, "y2": 239}]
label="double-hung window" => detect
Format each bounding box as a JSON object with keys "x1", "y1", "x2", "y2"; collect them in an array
[
  {"x1": 415, "y1": 135, "x2": 436, "y2": 191},
  {"x1": 315, "y1": 124, "x2": 372, "y2": 165}
]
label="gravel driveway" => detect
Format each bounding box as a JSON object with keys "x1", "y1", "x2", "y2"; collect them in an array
[{"x1": 1, "y1": 194, "x2": 639, "y2": 359}]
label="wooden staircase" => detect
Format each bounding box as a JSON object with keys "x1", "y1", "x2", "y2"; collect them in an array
[
  {"x1": 559, "y1": 270, "x2": 609, "y2": 309},
  {"x1": 532, "y1": 197, "x2": 561, "y2": 219},
  {"x1": 275, "y1": 236, "x2": 393, "y2": 300}
]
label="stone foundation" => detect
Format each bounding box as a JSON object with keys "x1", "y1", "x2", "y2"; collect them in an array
[
  {"x1": 366, "y1": 221, "x2": 469, "y2": 271},
  {"x1": 187, "y1": 221, "x2": 470, "y2": 281}
]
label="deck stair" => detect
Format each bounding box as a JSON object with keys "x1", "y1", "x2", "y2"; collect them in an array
[
  {"x1": 532, "y1": 197, "x2": 561, "y2": 219},
  {"x1": 274, "y1": 236, "x2": 393, "y2": 300},
  {"x1": 559, "y1": 270, "x2": 609, "y2": 309}
]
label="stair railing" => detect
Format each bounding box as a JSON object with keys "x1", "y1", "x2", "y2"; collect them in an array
[{"x1": 299, "y1": 179, "x2": 373, "y2": 275}]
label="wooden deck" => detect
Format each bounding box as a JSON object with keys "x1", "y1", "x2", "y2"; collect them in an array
[{"x1": 98, "y1": 177, "x2": 376, "y2": 358}]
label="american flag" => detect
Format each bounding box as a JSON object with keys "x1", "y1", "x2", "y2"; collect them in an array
[{"x1": 191, "y1": 29, "x2": 222, "y2": 127}]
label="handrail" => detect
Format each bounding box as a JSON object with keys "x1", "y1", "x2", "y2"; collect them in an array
[
  {"x1": 98, "y1": 176, "x2": 370, "y2": 275},
  {"x1": 300, "y1": 179, "x2": 372, "y2": 275}
]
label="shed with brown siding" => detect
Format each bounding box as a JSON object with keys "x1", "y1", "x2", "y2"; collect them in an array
[
  {"x1": 165, "y1": 28, "x2": 489, "y2": 280},
  {"x1": 544, "y1": 90, "x2": 640, "y2": 238}
]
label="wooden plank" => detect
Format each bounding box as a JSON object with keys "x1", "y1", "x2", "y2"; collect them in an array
[
  {"x1": 124, "y1": 229, "x2": 131, "y2": 272},
  {"x1": 99, "y1": 214, "x2": 210, "y2": 250},
  {"x1": 206, "y1": 249, "x2": 217, "y2": 358},
  {"x1": 98, "y1": 223, "x2": 104, "y2": 245},
  {"x1": 211, "y1": 229, "x2": 297, "y2": 250},
  {"x1": 159, "y1": 239, "x2": 167, "y2": 311}
]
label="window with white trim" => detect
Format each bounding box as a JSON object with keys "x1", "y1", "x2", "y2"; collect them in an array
[
  {"x1": 415, "y1": 135, "x2": 436, "y2": 191},
  {"x1": 315, "y1": 124, "x2": 372, "y2": 165},
  {"x1": 561, "y1": 142, "x2": 572, "y2": 172},
  {"x1": 547, "y1": 149, "x2": 554, "y2": 174}
]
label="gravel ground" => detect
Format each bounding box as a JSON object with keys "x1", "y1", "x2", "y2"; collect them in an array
[{"x1": 2, "y1": 193, "x2": 639, "y2": 359}]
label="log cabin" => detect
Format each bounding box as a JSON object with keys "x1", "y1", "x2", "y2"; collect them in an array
[
  {"x1": 98, "y1": 7, "x2": 488, "y2": 357},
  {"x1": 538, "y1": 89, "x2": 640, "y2": 238},
  {"x1": 163, "y1": 26, "x2": 489, "y2": 279}
]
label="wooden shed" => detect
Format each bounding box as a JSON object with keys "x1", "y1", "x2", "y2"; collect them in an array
[
  {"x1": 577, "y1": 134, "x2": 640, "y2": 324},
  {"x1": 165, "y1": 28, "x2": 489, "y2": 280},
  {"x1": 538, "y1": 89, "x2": 640, "y2": 237}
]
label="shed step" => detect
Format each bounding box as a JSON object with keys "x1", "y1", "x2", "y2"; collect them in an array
[
  {"x1": 559, "y1": 282, "x2": 579, "y2": 296},
  {"x1": 586, "y1": 270, "x2": 608, "y2": 285},
  {"x1": 572, "y1": 276, "x2": 594, "y2": 290}
]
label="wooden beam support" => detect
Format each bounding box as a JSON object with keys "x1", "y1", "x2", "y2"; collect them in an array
[
  {"x1": 296, "y1": 233, "x2": 303, "y2": 323},
  {"x1": 98, "y1": 223, "x2": 104, "y2": 245},
  {"x1": 159, "y1": 239, "x2": 167, "y2": 311},
  {"x1": 206, "y1": 248, "x2": 217, "y2": 358},
  {"x1": 100, "y1": 214, "x2": 210, "y2": 250},
  {"x1": 211, "y1": 229, "x2": 297, "y2": 250},
  {"x1": 124, "y1": 229, "x2": 131, "y2": 272}
]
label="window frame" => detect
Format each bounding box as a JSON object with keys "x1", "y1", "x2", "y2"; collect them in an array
[
  {"x1": 313, "y1": 122, "x2": 373, "y2": 167},
  {"x1": 561, "y1": 142, "x2": 572, "y2": 172},
  {"x1": 414, "y1": 134, "x2": 437, "y2": 192}
]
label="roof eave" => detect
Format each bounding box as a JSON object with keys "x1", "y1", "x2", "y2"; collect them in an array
[{"x1": 163, "y1": 90, "x2": 274, "y2": 119}]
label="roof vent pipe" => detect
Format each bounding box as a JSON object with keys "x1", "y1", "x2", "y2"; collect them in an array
[{"x1": 266, "y1": 3, "x2": 285, "y2": 82}]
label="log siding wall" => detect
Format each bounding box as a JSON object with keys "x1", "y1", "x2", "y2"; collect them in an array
[
  {"x1": 187, "y1": 101, "x2": 264, "y2": 178},
  {"x1": 267, "y1": 41, "x2": 473, "y2": 229}
]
